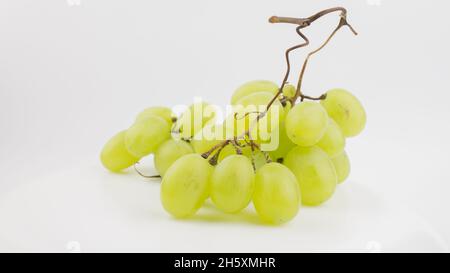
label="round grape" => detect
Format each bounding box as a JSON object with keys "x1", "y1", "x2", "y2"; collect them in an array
[
  {"x1": 235, "y1": 91, "x2": 284, "y2": 142},
  {"x1": 253, "y1": 163, "x2": 301, "y2": 225},
  {"x1": 135, "y1": 106, "x2": 175, "y2": 125},
  {"x1": 160, "y1": 154, "x2": 213, "y2": 218},
  {"x1": 284, "y1": 146, "x2": 337, "y2": 206},
  {"x1": 320, "y1": 88, "x2": 366, "y2": 137},
  {"x1": 211, "y1": 155, "x2": 255, "y2": 213},
  {"x1": 282, "y1": 84, "x2": 296, "y2": 99},
  {"x1": 175, "y1": 102, "x2": 216, "y2": 139},
  {"x1": 100, "y1": 131, "x2": 140, "y2": 172},
  {"x1": 285, "y1": 101, "x2": 329, "y2": 147},
  {"x1": 316, "y1": 118, "x2": 346, "y2": 157},
  {"x1": 231, "y1": 80, "x2": 279, "y2": 105},
  {"x1": 125, "y1": 115, "x2": 170, "y2": 158},
  {"x1": 331, "y1": 151, "x2": 351, "y2": 184},
  {"x1": 154, "y1": 139, "x2": 194, "y2": 176},
  {"x1": 268, "y1": 122, "x2": 296, "y2": 161}
]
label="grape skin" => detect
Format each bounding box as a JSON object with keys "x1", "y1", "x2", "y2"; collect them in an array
[
  {"x1": 135, "y1": 106, "x2": 175, "y2": 125},
  {"x1": 284, "y1": 146, "x2": 337, "y2": 206},
  {"x1": 211, "y1": 155, "x2": 255, "y2": 213},
  {"x1": 100, "y1": 131, "x2": 140, "y2": 172},
  {"x1": 175, "y1": 102, "x2": 216, "y2": 139},
  {"x1": 316, "y1": 118, "x2": 346, "y2": 157},
  {"x1": 320, "y1": 88, "x2": 366, "y2": 137},
  {"x1": 331, "y1": 151, "x2": 351, "y2": 184},
  {"x1": 268, "y1": 121, "x2": 296, "y2": 161},
  {"x1": 160, "y1": 154, "x2": 213, "y2": 218},
  {"x1": 154, "y1": 139, "x2": 194, "y2": 176},
  {"x1": 234, "y1": 91, "x2": 284, "y2": 142},
  {"x1": 125, "y1": 115, "x2": 171, "y2": 158},
  {"x1": 231, "y1": 80, "x2": 279, "y2": 105},
  {"x1": 253, "y1": 163, "x2": 301, "y2": 225},
  {"x1": 285, "y1": 101, "x2": 329, "y2": 147},
  {"x1": 190, "y1": 125, "x2": 224, "y2": 155},
  {"x1": 217, "y1": 144, "x2": 252, "y2": 162},
  {"x1": 282, "y1": 84, "x2": 296, "y2": 99}
]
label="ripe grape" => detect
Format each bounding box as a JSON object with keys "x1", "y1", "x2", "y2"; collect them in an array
[
  {"x1": 125, "y1": 115, "x2": 170, "y2": 158},
  {"x1": 282, "y1": 84, "x2": 296, "y2": 99},
  {"x1": 154, "y1": 139, "x2": 194, "y2": 176},
  {"x1": 190, "y1": 125, "x2": 224, "y2": 155},
  {"x1": 231, "y1": 80, "x2": 279, "y2": 105},
  {"x1": 331, "y1": 151, "x2": 351, "y2": 184},
  {"x1": 160, "y1": 154, "x2": 213, "y2": 218},
  {"x1": 100, "y1": 131, "x2": 140, "y2": 172},
  {"x1": 284, "y1": 146, "x2": 337, "y2": 206},
  {"x1": 135, "y1": 106, "x2": 175, "y2": 125},
  {"x1": 175, "y1": 102, "x2": 216, "y2": 139},
  {"x1": 217, "y1": 143, "x2": 252, "y2": 162},
  {"x1": 253, "y1": 163, "x2": 301, "y2": 225},
  {"x1": 210, "y1": 155, "x2": 255, "y2": 213},
  {"x1": 222, "y1": 113, "x2": 248, "y2": 139},
  {"x1": 268, "y1": 121, "x2": 296, "y2": 161},
  {"x1": 191, "y1": 137, "x2": 222, "y2": 156},
  {"x1": 252, "y1": 151, "x2": 271, "y2": 170},
  {"x1": 320, "y1": 88, "x2": 366, "y2": 137},
  {"x1": 285, "y1": 101, "x2": 328, "y2": 147},
  {"x1": 283, "y1": 100, "x2": 292, "y2": 115},
  {"x1": 316, "y1": 118, "x2": 346, "y2": 157},
  {"x1": 234, "y1": 91, "x2": 284, "y2": 141}
]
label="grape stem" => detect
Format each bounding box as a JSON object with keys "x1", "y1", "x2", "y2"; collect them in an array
[
  {"x1": 202, "y1": 7, "x2": 358, "y2": 164},
  {"x1": 270, "y1": 7, "x2": 358, "y2": 106}
]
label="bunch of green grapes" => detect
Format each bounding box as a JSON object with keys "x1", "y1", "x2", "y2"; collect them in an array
[{"x1": 100, "y1": 80, "x2": 365, "y2": 225}]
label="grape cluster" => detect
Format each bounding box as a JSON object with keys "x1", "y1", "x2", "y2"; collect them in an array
[{"x1": 100, "y1": 80, "x2": 366, "y2": 225}]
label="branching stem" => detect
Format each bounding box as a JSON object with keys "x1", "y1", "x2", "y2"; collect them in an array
[{"x1": 201, "y1": 7, "x2": 357, "y2": 164}]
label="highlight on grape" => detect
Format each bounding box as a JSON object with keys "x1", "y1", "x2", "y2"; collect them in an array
[{"x1": 100, "y1": 7, "x2": 365, "y2": 225}]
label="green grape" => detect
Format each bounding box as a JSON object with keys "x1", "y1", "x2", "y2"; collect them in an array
[
  {"x1": 316, "y1": 118, "x2": 346, "y2": 157},
  {"x1": 331, "y1": 151, "x2": 351, "y2": 184},
  {"x1": 285, "y1": 101, "x2": 328, "y2": 147},
  {"x1": 231, "y1": 80, "x2": 279, "y2": 105},
  {"x1": 210, "y1": 155, "x2": 255, "y2": 213},
  {"x1": 253, "y1": 163, "x2": 301, "y2": 225},
  {"x1": 191, "y1": 138, "x2": 222, "y2": 155},
  {"x1": 234, "y1": 91, "x2": 284, "y2": 142},
  {"x1": 175, "y1": 102, "x2": 216, "y2": 139},
  {"x1": 284, "y1": 146, "x2": 337, "y2": 206},
  {"x1": 135, "y1": 106, "x2": 175, "y2": 125},
  {"x1": 217, "y1": 144, "x2": 236, "y2": 162},
  {"x1": 222, "y1": 114, "x2": 247, "y2": 139},
  {"x1": 252, "y1": 151, "x2": 271, "y2": 170},
  {"x1": 125, "y1": 115, "x2": 170, "y2": 158},
  {"x1": 320, "y1": 88, "x2": 366, "y2": 137},
  {"x1": 268, "y1": 121, "x2": 296, "y2": 161},
  {"x1": 282, "y1": 84, "x2": 296, "y2": 99},
  {"x1": 100, "y1": 130, "x2": 140, "y2": 172},
  {"x1": 217, "y1": 144, "x2": 252, "y2": 162},
  {"x1": 154, "y1": 139, "x2": 194, "y2": 176},
  {"x1": 190, "y1": 125, "x2": 223, "y2": 155},
  {"x1": 283, "y1": 100, "x2": 292, "y2": 115},
  {"x1": 160, "y1": 154, "x2": 213, "y2": 218}
]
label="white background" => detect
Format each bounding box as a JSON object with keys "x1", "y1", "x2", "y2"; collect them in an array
[{"x1": 1, "y1": 0, "x2": 450, "y2": 252}]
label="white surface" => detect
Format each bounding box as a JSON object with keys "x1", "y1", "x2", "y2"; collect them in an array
[
  {"x1": 1, "y1": 0, "x2": 450, "y2": 252},
  {"x1": 0, "y1": 164, "x2": 447, "y2": 253}
]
